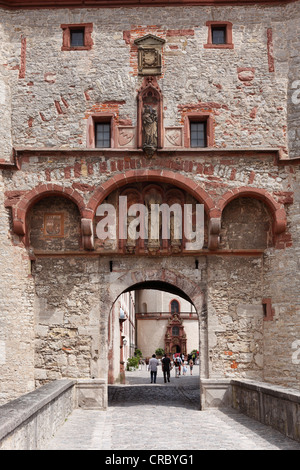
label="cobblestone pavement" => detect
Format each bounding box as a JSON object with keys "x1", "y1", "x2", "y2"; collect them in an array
[{"x1": 44, "y1": 366, "x2": 300, "y2": 451}]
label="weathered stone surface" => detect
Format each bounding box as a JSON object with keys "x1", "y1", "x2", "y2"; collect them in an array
[{"x1": 0, "y1": 2, "x2": 299, "y2": 406}]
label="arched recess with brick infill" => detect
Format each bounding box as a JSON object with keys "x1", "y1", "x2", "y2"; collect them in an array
[
  {"x1": 217, "y1": 187, "x2": 287, "y2": 236},
  {"x1": 84, "y1": 169, "x2": 219, "y2": 250},
  {"x1": 8, "y1": 183, "x2": 86, "y2": 246}
]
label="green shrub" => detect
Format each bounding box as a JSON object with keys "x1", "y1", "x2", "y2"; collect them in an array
[
  {"x1": 155, "y1": 347, "x2": 165, "y2": 357},
  {"x1": 126, "y1": 356, "x2": 139, "y2": 370},
  {"x1": 134, "y1": 348, "x2": 142, "y2": 359}
]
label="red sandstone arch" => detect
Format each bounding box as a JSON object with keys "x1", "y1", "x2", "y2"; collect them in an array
[
  {"x1": 10, "y1": 183, "x2": 85, "y2": 237},
  {"x1": 217, "y1": 187, "x2": 287, "y2": 234},
  {"x1": 85, "y1": 169, "x2": 216, "y2": 218}
]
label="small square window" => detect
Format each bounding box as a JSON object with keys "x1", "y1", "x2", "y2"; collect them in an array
[
  {"x1": 95, "y1": 122, "x2": 111, "y2": 148},
  {"x1": 190, "y1": 122, "x2": 207, "y2": 148},
  {"x1": 184, "y1": 113, "x2": 213, "y2": 148},
  {"x1": 70, "y1": 28, "x2": 85, "y2": 47},
  {"x1": 212, "y1": 27, "x2": 226, "y2": 45},
  {"x1": 204, "y1": 21, "x2": 234, "y2": 49},
  {"x1": 61, "y1": 23, "x2": 93, "y2": 51}
]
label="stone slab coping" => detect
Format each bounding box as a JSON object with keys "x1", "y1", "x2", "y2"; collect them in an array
[
  {"x1": 76, "y1": 379, "x2": 106, "y2": 384},
  {"x1": 0, "y1": 379, "x2": 76, "y2": 442},
  {"x1": 230, "y1": 379, "x2": 300, "y2": 404}
]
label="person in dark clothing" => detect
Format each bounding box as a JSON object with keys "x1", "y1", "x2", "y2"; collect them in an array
[{"x1": 161, "y1": 354, "x2": 171, "y2": 383}]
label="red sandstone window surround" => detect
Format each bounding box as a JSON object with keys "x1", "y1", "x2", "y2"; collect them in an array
[
  {"x1": 204, "y1": 21, "x2": 234, "y2": 49},
  {"x1": 86, "y1": 114, "x2": 116, "y2": 148},
  {"x1": 184, "y1": 113, "x2": 214, "y2": 148},
  {"x1": 61, "y1": 23, "x2": 93, "y2": 51},
  {"x1": 262, "y1": 298, "x2": 275, "y2": 321}
]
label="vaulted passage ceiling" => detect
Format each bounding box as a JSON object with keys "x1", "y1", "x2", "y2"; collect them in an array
[{"x1": 123, "y1": 280, "x2": 193, "y2": 304}]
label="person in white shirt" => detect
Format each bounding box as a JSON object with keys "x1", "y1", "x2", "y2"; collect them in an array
[{"x1": 148, "y1": 354, "x2": 159, "y2": 383}]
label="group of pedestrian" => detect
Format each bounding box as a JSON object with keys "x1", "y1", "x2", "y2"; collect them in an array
[{"x1": 148, "y1": 353, "x2": 195, "y2": 383}]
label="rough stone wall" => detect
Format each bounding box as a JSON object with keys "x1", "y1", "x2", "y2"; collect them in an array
[
  {"x1": 0, "y1": 173, "x2": 35, "y2": 404},
  {"x1": 219, "y1": 197, "x2": 273, "y2": 249},
  {"x1": 1, "y1": 153, "x2": 299, "y2": 394},
  {"x1": 262, "y1": 165, "x2": 300, "y2": 389},
  {"x1": 286, "y1": 3, "x2": 300, "y2": 159},
  {"x1": 0, "y1": 15, "x2": 13, "y2": 161},
  {"x1": 207, "y1": 255, "x2": 265, "y2": 380},
  {"x1": 33, "y1": 257, "x2": 103, "y2": 386},
  {"x1": 0, "y1": 4, "x2": 298, "y2": 155},
  {"x1": 0, "y1": 2, "x2": 299, "y2": 402}
]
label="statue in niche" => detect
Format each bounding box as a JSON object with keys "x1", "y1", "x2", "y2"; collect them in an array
[{"x1": 142, "y1": 105, "x2": 158, "y2": 158}]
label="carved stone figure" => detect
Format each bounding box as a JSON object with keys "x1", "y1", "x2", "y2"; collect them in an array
[{"x1": 142, "y1": 105, "x2": 158, "y2": 156}]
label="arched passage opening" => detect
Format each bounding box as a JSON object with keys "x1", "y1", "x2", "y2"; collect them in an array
[{"x1": 107, "y1": 278, "x2": 202, "y2": 408}]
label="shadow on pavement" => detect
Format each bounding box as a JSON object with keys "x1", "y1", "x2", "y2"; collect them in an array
[{"x1": 108, "y1": 365, "x2": 201, "y2": 410}]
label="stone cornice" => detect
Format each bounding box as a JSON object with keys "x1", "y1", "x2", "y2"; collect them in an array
[
  {"x1": 1, "y1": 147, "x2": 299, "y2": 170},
  {"x1": 0, "y1": 0, "x2": 298, "y2": 9}
]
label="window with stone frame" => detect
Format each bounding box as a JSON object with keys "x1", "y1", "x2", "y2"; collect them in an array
[
  {"x1": 86, "y1": 114, "x2": 115, "y2": 149},
  {"x1": 61, "y1": 23, "x2": 93, "y2": 51},
  {"x1": 204, "y1": 21, "x2": 234, "y2": 49},
  {"x1": 184, "y1": 113, "x2": 214, "y2": 148}
]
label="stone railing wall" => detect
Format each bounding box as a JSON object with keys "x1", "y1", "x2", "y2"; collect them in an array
[
  {"x1": 231, "y1": 379, "x2": 300, "y2": 443},
  {"x1": 1, "y1": 377, "x2": 299, "y2": 449},
  {"x1": 0, "y1": 378, "x2": 107, "y2": 450}
]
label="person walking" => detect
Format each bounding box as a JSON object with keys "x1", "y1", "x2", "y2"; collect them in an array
[
  {"x1": 161, "y1": 353, "x2": 171, "y2": 383},
  {"x1": 148, "y1": 354, "x2": 159, "y2": 383},
  {"x1": 176, "y1": 355, "x2": 182, "y2": 375},
  {"x1": 189, "y1": 358, "x2": 193, "y2": 375}
]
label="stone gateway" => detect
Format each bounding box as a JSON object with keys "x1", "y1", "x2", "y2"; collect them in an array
[{"x1": 0, "y1": 0, "x2": 299, "y2": 408}]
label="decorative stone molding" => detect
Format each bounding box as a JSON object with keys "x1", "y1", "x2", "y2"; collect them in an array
[
  {"x1": 208, "y1": 217, "x2": 221, "y2": 250},
  {"x1": 116, "y1": 126, "x2": 136, "y2": 149},
  {"x1": 4, "y1": 173, "x2": 289, "y2": 253},
  {"x1": 81, "y1": 218, "x2": 94, "y2": 251},
  {"x1": 164, "y1": 127, "x2": 183, "y2": 148},
  {"x1": 134, "y1": 34, "x2": 165, "y2": 76}
]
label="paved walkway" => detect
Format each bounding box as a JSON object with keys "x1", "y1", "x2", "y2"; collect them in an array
[{"x1": 44, "y1": 365, "x2": 300, "y2": 451}]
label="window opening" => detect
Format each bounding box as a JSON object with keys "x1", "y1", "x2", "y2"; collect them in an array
[
  {"x1": 172, "y1": 326, "x2": 179, "y2": 336},
  {"x1": 70, "y1": 28, "x2": 85, "y2": 47},
  {"x1": 190, "y1": 121, "x2": 207, "y2": 148},
  {"x1": 95, "y1": 122, "x2": 111, "y2": 148},
  {"x1": 212, "y1": 27, "x2": 226, "y2": 45},
  {"x1": 171, "y1": 299, "x2": 180, "y2": 314}
]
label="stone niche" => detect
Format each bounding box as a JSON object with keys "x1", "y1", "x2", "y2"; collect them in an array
[
  {"x1": 27, "y1": 196, "x2": 81, "y2": 252},
  {"x1": 219, "y1": 197, "x2": 273, "y2": 249},
  {"x1": 94, "y1": 182, "x2": 208, "y2": 255}
]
